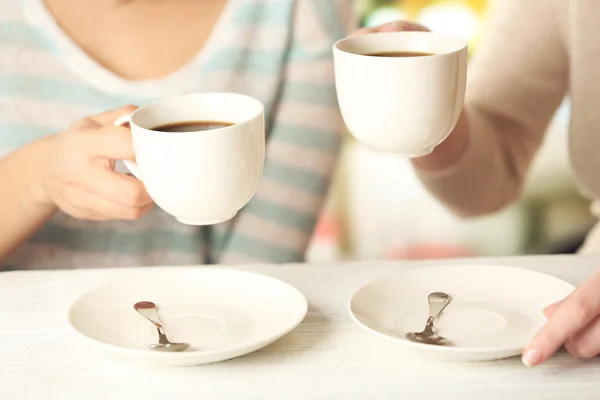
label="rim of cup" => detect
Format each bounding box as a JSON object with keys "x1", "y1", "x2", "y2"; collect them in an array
[
  {"x1": 130, "y1": 92, "x2": 264, "y2": 134},
  {"x1": 333, "y1": 31, "x2": 468, "y2": 59}
]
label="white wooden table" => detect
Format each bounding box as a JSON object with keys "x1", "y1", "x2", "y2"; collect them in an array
[{"x1": 2, "y1": 255, "x2": 600, "y2": 400}]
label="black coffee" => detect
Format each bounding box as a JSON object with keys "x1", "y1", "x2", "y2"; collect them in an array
[
  {"x1": 366, "y1": 51, "x2": 434, "y2": 57},
  {"x1": 151, "y1": 121, "x2": 234, "y2": 133}
]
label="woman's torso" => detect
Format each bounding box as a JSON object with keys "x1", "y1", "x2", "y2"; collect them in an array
[
  {"x1": 0, "y1": 0, "x2": 351, "y2": 269},
  {"x1": 551, "y1": 1, "x2": 600, "y2": 253}
]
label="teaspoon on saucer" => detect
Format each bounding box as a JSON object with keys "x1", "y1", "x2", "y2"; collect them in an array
[
  {"x1": 405, "y1": 292, "x2": 452, "y2": 346},
  {"x1": 133, "y1": 301, "x2": 190, "y2": 352}
]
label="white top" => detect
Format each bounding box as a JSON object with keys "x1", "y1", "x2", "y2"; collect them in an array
[{"x1": 1, "y1": 255, "x2": 599, "y2": 399}]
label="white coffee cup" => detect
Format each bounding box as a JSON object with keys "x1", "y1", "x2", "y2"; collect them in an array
[
  {"x1": 115, "y1": 92, "x2": 265, "y2": 225},
  {"x1": 333, "y1": 31, "x2": 468, "y2": 157}
]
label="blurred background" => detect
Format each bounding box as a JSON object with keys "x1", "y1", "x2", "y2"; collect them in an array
[{"x1": 306, "y1": 0, "x2": 593, "y2": 263}]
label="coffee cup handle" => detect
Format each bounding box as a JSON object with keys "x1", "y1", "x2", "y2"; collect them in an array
[{"x1": 114, "y1": 114, "x2": 143, "y2": 180}]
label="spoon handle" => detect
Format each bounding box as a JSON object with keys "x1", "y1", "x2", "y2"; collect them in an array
[
  {"x1": 427, "y1": 292, "x2": 451, "y2": 320},
  {"x1": 134, "y1": 301, "x2": 170, "y2": 345}
]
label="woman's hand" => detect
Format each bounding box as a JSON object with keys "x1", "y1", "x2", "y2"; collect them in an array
[
  {"x1": 349, "y1": 20, "x2": 429, "y2": 37},
  {"x1": 523, "y1": 270, "x2": 600, "y2": 366},
  {"x1": 40, "y1": 106, "x2": 154, "y2": 221}
]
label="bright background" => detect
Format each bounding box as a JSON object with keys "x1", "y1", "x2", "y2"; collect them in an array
[{"x1": 306, "y1": 0, "x2": 593, "y2": 263}]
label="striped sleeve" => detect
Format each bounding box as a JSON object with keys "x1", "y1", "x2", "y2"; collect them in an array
[{"x1": 218, "y1": 0, "x2": 358, "y2": 264}]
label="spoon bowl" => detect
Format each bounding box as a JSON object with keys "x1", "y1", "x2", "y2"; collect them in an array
[
  {"x1": 405, "y1": 331, "x2": 450, "y2": 346},
  {"x1": 149, "y1": 342, "x2": 191, "y2": 352}
]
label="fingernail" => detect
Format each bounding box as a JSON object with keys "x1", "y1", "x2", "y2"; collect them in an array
[
  {"x1": 522, "y1": 348, "x2": 542, "y2": 367},
  {"x1": 544, "y1": 300, "x2": 561, "y2": 309}
]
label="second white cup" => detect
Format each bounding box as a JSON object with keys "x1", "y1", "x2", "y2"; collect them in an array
[{"x1": 333, "y1": 31, "x2": 468, "y2": 157}]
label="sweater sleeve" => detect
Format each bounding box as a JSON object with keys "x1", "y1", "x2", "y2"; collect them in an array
[
  {"x1": 218, "y1": 0, "x2": 358, "y2": 263},
  {"x1": 415, "y1": 0, "x2": 568, "y2": 217}
]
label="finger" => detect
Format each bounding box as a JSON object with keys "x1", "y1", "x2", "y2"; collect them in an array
[
  {"x1": 564, "y1": 313, "x2": 600, "y2": 358},
  {"x1": 89, "y1": 105, "x2": 138, "y2": 126},
  {"x1": 82, "y1": 125, "x2": 136, "y2": 160},
  {"x1": 348, "y1": 26, "x2": 377, "y2": 37},
  {"x1": 377, "y1": 20, "x2": 429, "y2": 33},
  {"x1": 349, "y1": 21, "x2": 430, "y2": 38},
  {"x1": 72, "y1": 188, "x2": 153, "y2": 221},
  {"x1": 87, "y1": 167, "x2": 152, "y2": 208},
  {"x1": 543, "y1": 300, "x2": 564, "y2": 318},
  {"x1": 53, "y1": 190, "x2": 108, "y2": 221},
  {"x1": 523, "y1": 272, "x2": 600, "y2": 366}
]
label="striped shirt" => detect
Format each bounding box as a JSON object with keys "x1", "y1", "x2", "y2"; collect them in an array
[{"x1": 0, "y1": 0, "x2": 357, "y2": 269}]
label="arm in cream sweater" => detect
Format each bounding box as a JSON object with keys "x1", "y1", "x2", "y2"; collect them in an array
[{"x1": 413, "y1": 0, "x2": 568, "y2": 217}]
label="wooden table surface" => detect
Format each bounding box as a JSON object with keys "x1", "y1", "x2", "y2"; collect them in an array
[{"x1": 1, "y1": 255, "x2": 600, "y2": 399}]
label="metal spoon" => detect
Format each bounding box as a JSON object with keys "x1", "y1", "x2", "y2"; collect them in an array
[
  {"x1": 133, "y1": 301, "x2": 190, "y2": 352},
  {"x1": 405, "y1": 292, "x2": 452, "y2": 346}
]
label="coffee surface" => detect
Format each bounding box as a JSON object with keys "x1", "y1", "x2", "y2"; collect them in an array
[
  {"x1": 151, "y1": 121, "x2": 234, "y2": 132},
  {"x1": 365, "y1": 51, "x2": 434, "y2": 57}
]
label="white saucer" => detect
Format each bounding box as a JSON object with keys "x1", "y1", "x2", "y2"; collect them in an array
[
  {"x1": 349, "y1": 264, "x2": 575, "y2": 362},
  {"x1": 68, "y1": 268, "x2": 308, "y2": 366}
]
